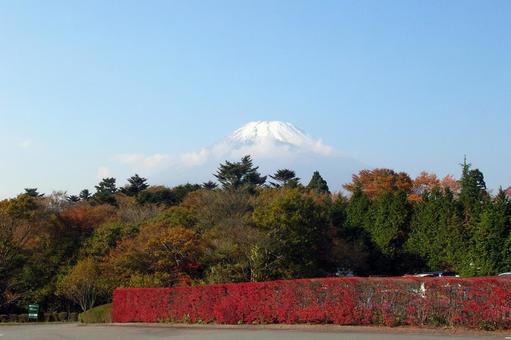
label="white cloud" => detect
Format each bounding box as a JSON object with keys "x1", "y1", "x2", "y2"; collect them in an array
[
  {"x1": 112, "y1": 121, "x2": 337, "y2": 175},
  {"x1": 181, "y1": 148, "x2": 210, "y2": 167},
  {"x1": 114, "y1": 153, "x2": 171, "y2": 168}
]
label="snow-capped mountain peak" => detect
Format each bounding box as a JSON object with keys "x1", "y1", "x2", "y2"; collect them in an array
[
  {"x1": 223, "y1": 121, "x2": 332, "y2": 157},
  {"x1": 228, "y1": 121, "x2": 311, "y2": 146},
  {"x1": 115, "y1": 120, "x2": 365, "y2": 192}
]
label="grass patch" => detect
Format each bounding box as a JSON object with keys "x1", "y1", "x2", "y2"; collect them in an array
[{"x1": 79, "y1": 304, "x2": 112, "y2": 324}]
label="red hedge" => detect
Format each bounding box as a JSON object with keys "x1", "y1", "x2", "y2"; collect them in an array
[{"x1": 112, "y1": 277, "x2": 511, "y2": 328}]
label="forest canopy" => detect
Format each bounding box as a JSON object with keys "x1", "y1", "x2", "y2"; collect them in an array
[{"x1": 1, "y1": 155, "x2": 510, "y2": 314}]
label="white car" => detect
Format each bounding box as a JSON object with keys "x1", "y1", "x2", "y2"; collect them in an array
[{"x1": 498, "y1": 272, "x2": 511, "y2": 276}]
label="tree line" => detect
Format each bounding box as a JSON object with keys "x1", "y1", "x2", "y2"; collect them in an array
[{"x1": 1, "y1": 156, "x2": 510, "y2": 313}]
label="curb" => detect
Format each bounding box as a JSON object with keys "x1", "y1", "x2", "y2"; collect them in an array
[{"x1": 100, "y1": 322, "x2": 510, "y2": 337}]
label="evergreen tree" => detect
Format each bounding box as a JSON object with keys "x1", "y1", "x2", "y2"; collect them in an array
[
  {"x1": 136, "y1": 186, "x2": 177, "y2": 206},
  {"x1": 345, "y1": 185, "x2": 372, "y2": 232},
  {"x1": 469, "y1": 188, "x2": 511, "y2": 275},
  {"x1": 307, "y1": 171, "x2": 329, "y2": 194},
  {"x1": 406, "y1": 188, "x2": 465, "y2": 272},
  {"x1": 459, "y1": 158, "x2": 488, "y2": 220},
  {"x1": 67, "y1": 195, "x2": 80, "y2": 203},
  {"x1": 214, "y1": 155, "x2": 266, "y2": 191},
  {"x1": 269, "y1": 169, "x2": 300, "y2": 188},
  {"x1": 120, "y1": 174, "x2": 149, "y2": 196},
  {"x1": 24, "y1": 188, "x2": 43, "y2": 197},
  {"x1": 202, "y1": 181, "x2": 218, "y2": 190},
  {"x1": 172, "y1": 183, "x2": 201, "y2": 202},
  {"x1": 79, "y1": 189, "x2": 91, "y2": 201},
  {"x1": 331, "y1": 194, "x2": 372, "y2": 275},
  {"x1": 94, "y1": 178, "x2": 117, "y2": 205},
  {"x1": 369, "y1": 190, "x2": 410, "y2": 258}
]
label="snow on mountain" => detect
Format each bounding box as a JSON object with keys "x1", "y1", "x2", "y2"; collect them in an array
[
  {"x1": 181, "y1": 121, "x2": 333, "y2": 165},
  {"x1": 116, "y1": 121, "x2": 367, "y2": 191},
  {"x1": 224, "y1": 121, "x2": 333, "y2": 156}
]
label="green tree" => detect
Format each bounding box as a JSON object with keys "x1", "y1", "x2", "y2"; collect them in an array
[
  {"x1": 307, "y1": 171, "x2": 329, "y2": 194},
  {"x1": 252, "y1": 189, "x2": 331, "y2": 279},
  {"x1": 0, "y1": 196, "x2": 37, "y2": 309},
  {"x1": 406, "y1": 188, "x2": 465, "y2": 272},
  {"x1": 469, "y1": 189, "x2": 510, "y2": 275},
  {"x1": 94, "y1": 178, "x2": 117, "y2": 205},
  {"x1": 172, "y1": 183, "x2": 201, "y2": 203},
  {"x1": 137, "y1": 186, "x2": 177, "y2": 206},
  {"x1": 57, "y1": 258, "x2": 105, "y2": 311},
  {"x1": 202, "y1": 181, "x2": 218, "y2": 190},
  {"x1": 189, "y1": 189, "x2": 260, "y2": 283},
  {"x1": 459, "y1": 158, "x2": 488, "y2": 221},
  {"x1": 120, "y1": 174, "x2": 149, "y2": 196},
  {"x1": 79, "y1": 189, "x2": 91, "y2": 201},
  {"x1": 24, "y1": 188, "x2": 43, "y2": 198},
  {"x1": 269, "y1": 169, "x2": 300, "y2": 188},
  {"x1": 369, "y1": 191, "x2": 410, "y2": 259},
  {"x1": 214, "y1": 155, "x2": 266, "y2": 191},
  {"x1": 330, "y1": 195, "x2": 371, "y2": 275},
  {"x1": 345, "y1": 185, "x2": 371, "y2": 232},
  {"x1": 67, "y1": 195, "x2": 80, "y2": 203}
]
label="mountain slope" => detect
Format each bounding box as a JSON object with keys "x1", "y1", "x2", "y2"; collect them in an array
[{"x1": 163, "y1": 121, "x2": 367, "y2": 191}]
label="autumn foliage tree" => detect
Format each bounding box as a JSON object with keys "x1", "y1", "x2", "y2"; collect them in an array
[
  {"x1": 344, "y1": 169, "x2": 413, "y2": 199},
  {"x1": 2, "y1": 155, "x2": 511, "y2": 316},
  {"x1": 57, "y1": 257, "x2": 105, "y2": 311}
]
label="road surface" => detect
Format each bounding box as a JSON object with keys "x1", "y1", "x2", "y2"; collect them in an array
[{"x1": 0, "y1": 324, "x2": 507, "y2": 340}]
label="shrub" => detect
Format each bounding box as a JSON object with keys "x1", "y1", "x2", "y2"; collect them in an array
[
  {"x1": 79, "y1": 304, "x2": 112, "y2": 323},
  {"x1": 112, "y1": 277, "x2": 511, "y2": 329},
  {"x1": 57, "y1": 312, "x2": 68, "y2": 321},
  {"x1": 43, "y1": 312, "x2": 52, "y2": 322},
  {"x1": 69, "y1": 312, "x2": 78, "y2": 321},
  {"x1": 17, "y1": 314, "x2": 29, "y2": 323}
]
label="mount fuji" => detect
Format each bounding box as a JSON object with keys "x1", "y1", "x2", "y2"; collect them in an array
[{"x1": 116, "y1": 121, "x2": 367, "y2": 192}]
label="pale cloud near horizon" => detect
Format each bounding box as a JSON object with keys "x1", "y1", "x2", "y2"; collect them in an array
[
  {"x1": 114, "y1": 136, "x2": 335, "y2": 174},
  {"x1": 113, "y1": 153, "x2": 173, "y2": 176},
  {"x1": 111, "y1": 121, "x2": 338, "y2": 177}
]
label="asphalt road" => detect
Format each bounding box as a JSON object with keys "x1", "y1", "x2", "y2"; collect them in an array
[{"x1": 0, "y1": 324, "x2": 507, "y2": 340}]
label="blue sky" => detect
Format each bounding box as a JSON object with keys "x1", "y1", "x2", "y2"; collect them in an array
[{"x1": 1, "y1": 0, "x2": 510, "y2": 198}]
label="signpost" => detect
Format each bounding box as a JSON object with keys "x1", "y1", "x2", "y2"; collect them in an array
[{"x1": 28, "y1": 304, "x2": 39, "y2": 321}]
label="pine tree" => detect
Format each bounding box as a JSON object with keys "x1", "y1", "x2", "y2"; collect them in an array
[
  {"x1": 345, "y1": 185, "x2": 371, "y2": 232},
  {"x1": 79, "y1": 189, "x2": 91, "y2": 201},
  {"x1": 370, "y1": 190, "x2": 410, "y2": 258},
  {"x1": 459, "y1": 157, "x2": 488, "y2": 220},
  {"x1": 202, "y1": 181, "x2": 218, "y2": 190},
  {"x1": 469, "y1": 188, "x2": 511, "y2": 275},
  {"x1": 214, "y1": 155, "x2": 266, "y2": 191},
  {"x1": 67, "y1": 195, "x2": 80, "y2": 203},
  {"x1": 24, "y1": 188, "x2": 43, "y2": 197},
  {"x1": 120, "y1": 174, "x2": 149, "y2": 196},
  {"x1": 406, "y1": 188, "x2": 465, "y2": 272},
  {"x1": 94, "y1": 178, "x2": 117, "y2": 205},
  {"x1": 269, "y1": 169, "x2": 300, "y2": 188},
  {"x1": 307, "y1": 171, "x2": 329, "y2": 194}
]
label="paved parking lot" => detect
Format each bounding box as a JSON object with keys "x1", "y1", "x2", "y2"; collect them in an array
[{"x1": 0, "y1": 324, "x2": 508, "y2": 340}]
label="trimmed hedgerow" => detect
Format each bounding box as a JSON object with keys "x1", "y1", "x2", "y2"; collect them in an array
[{"x1": 112, "y1": 277, "x2": 511, "y2": 329}]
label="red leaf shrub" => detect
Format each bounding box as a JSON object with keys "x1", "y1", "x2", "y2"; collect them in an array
[{"x1": 112, "y1": 277, "x2": 511, "y2": 329}]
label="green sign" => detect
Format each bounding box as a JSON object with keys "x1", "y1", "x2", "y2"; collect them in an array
[{"x1": 28, "y1": 304, "x2": 39, "y2": 320}]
